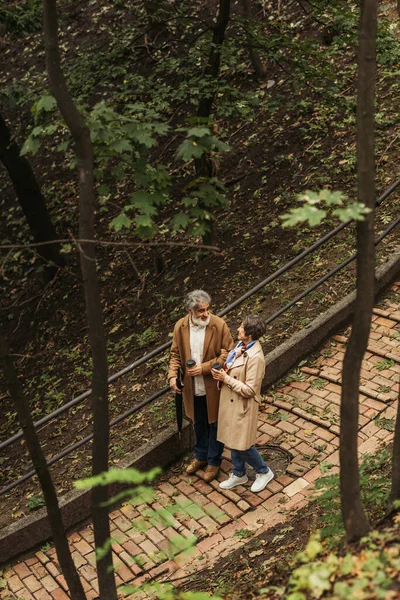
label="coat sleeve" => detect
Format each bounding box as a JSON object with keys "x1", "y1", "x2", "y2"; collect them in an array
[
  {"x1": 225, "y1": 354, "x2": 265, "y2": 399},
  {"x1": 201, "y1": 321, "x2": 234, "y2": 375},
  {"x1": 167, "y1": 323, "x2": 182, "y2": 381}
]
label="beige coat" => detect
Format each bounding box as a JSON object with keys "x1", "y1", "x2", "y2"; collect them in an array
[
  {"x1": 168, "y1": 314, "x2": 234, "y2": 424},
  {"x1": 217, "y1": 341, "x2": 265, "y2": 451}
]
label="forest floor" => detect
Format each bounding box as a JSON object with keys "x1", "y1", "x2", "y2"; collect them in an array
[
  {"x1": 1, "y1": 280, "x2": 399, "y2": 599},
  {"x1": 1, "y1": 0, "x2": 400, "y2": 531}
]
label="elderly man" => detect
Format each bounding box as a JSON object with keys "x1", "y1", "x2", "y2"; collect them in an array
[{"x1": 168, "y1": 290, "x2": 234, "y2": 482}]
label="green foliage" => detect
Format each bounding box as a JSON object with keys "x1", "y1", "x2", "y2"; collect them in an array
[
  {"x1": 26, "y1": 494, "x2": 45, "y2": 512},
  {"x1": 284, "y1": 370, "x2": 307, "y2": 384},
  {"x1": 375, "y1": 358, "x2": 395, "y2": 372},
  {"x1": 22, "y1": 97, "x2": 230, "y2": 239},
  {"x1": 75, "y1": 466, "x2": 161, "y2": 491},
  {"x1": 176, "y1": 127, "x2": 229, "y2": 162},
  {"x1": 75, "y1": 467, "x2": 221, "y2": 599},
  {"x1": 178, "y1": 177, "x2": 228, "y2": 237},
  {"x1": 136, "y1": 327, "x2": 158, "y2": 349},
  {"x1": 0, "y1": 0, "x2": 42, "y2": 34},
  {"x1": 374, "y1": 417, "x2": 395, "y2": 432},
  {"x1": 311, "y1": 379, "x2": 327, "y2": 390},
  {"x1": 315, "y1": 449, "x2": 391, "y2": 549},
  {"x1": 286, "y1": 534, "x2": 338, "y2": 599},
  {"x1": 281, "y1": 190, "x2": 371, "y2": 228},
  {"x1": 234, "y1": 528, "x2": 254, "y2": 540},
  {"x1": 283, "y1": 530, "x2": 395, "y2": 600}
]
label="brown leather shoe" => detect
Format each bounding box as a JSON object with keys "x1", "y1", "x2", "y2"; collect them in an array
[
  {"x1": 203, "y1": 465, "x2": 220, "y2": 483},
  {"x1": 186, "y1": 459, "x2": 207, "y2": 475}
]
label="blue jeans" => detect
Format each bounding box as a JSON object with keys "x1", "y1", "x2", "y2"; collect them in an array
[
  {"x1": 231, "y1": 446, "x2": 269, "y2": 477},
  {"x1": 193, "y1": 395, "x2": 224, "y2": 467}
]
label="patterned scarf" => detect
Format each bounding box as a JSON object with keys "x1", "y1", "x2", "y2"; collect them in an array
[{"x1": 225, "y1": 341, "x2": 256, "y2": 370}]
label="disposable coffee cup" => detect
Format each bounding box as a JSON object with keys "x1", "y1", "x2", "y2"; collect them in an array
[
  {"x1": 185, "y1": 359, "x2": 196, "y2": 368},
  {"x1": 212, "y1": 362, "x2": 222, "y2": 370}
]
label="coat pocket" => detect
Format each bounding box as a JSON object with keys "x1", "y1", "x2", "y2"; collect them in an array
[{"x1": 240, "y1": 398, "x2": 250, "y2": 416}]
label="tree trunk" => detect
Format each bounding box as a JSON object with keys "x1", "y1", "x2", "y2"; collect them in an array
[
  {"x1": 241, "y1": 0, "x2": 268, "y2": 79},
  {"x1": 389, "y1": 390, "x2": 400, "y2": 507},
  {"x1": 42, "y1": 2, "x2": 117, "y2": 598},
  {"x1": 339, "y1": 0, "x2": 377, "y2": 543},
  {"x1": 197, "y1": 0, "x2": 231, "y2": 121},
  {"x1": 0, "y1": 111, "x2": 65, "y2": 281},
  {"x1": 0, "y1": 334, "x2": 86, "y2": 600},
  {"x1": 195, "y1": 0, "x2": 231, "y2": 246},
  {"x1": 142, "y1": 0, "x2": 169, "y2": 40}
]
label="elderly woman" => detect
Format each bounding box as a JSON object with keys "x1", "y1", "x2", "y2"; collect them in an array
[{"x1": 212, "y1": 315, "x2": 274, "y2": 493}]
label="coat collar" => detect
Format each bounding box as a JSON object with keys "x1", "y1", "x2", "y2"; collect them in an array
[
  {"x1": 227, "y1": 340, "x2": 262, "y2": 370},
  {"x1": 244, "y1": 340, "x2": 262, "y2": 358}
]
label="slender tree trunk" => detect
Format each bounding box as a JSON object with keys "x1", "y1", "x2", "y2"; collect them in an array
[
  {"x1": 339, "y1": 0, "x2": 377, "y2": 543},
  {"x1": 0, "y1": 334, "x2": 86, "y2": 600},
  {"x1": 241, "y1": 0, "x2": 268, "y2": 79},
  {"x1": 0, "y1": 112, "x2": 65, "y2": 280},
  {"x1": 42, "y1": 2, "x2": 117, "y2": 598},
  {"x1": 389, "y1": 390, "x2": 400, "y2": 507},
  {"x1": 142, "y1": 0, "x2": 169, "y2": 40},
  {"x1": 195, "y1": 0, "x2": 231, "y2": 246},
  {"x1": 197, "y1": 0, "x2": 231, "y2": 120}
]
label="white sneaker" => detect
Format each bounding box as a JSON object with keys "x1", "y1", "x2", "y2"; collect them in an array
[
  {"x1": 219, "y1": 473, "x2": 248, "y2": 490},
  {"x1": 251, "y1": 470, "x2": 274, "y2": 493}
]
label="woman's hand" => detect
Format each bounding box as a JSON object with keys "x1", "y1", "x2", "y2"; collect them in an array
[{"x1": 211, "y1": 368, "x2": 227, "y2": 382}]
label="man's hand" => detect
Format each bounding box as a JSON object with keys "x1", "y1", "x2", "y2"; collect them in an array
[
  {"x1": 187, "y1": 364, "x2": 203, "y2": 377},
  {"x1": 170, "y1": 377, "x2": 181, "y2": 393}
]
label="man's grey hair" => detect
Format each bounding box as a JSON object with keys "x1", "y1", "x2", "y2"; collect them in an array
[{"x1": 185, "y1": 289, "x2": 211, "y2": 312}]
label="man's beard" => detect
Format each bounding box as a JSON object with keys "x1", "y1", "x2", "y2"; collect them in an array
[{"x1": 191, "y1": 314, "x2": 211, "y2": 328}]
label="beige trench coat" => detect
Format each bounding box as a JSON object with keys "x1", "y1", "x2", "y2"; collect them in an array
[
  {"x1": 217, "y1": 341, "x2": 265, "y2": 451},
  {"x1": 168, "y1": 314, "x2": 234, "y2": 424}
]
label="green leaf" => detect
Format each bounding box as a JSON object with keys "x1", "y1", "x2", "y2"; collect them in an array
[
  {"x1": 110, "y1": 139, "x2": 132, "y2": 153},
  {"x1": 36, "y1": 95, "x2": 57, "y2": 112},
  {"x1": 130, "y1": 191, "x2": 157, "y2": 215},
  {"x1": 186, "y1": 127, "x2": 210, "y2": 138},
  {"x1": 135, "y1": 215, "x2": 156, "y2": 238},
  {"x1": 332, "y1": 203, "x2": 371, "y2": 222},
  {"x1": 97, "y1": 184, "x2": 110, "y2": 197},
  {"x1": 308, "y1": 565, "x2": 333, "y2": 591},
  {"x1": 21, "y1": 135, "x2": 42, "y2": 156},
  {"x1": 208, "y1": 135, "x2": 230, "y2": 153},
  {"x1": 109, "y1": 213, "x2": 132, "y2": 232},
  {"x1": 171, "y1": 213, "x2": 190, "y2": 231},
  {"x1": 176, "y1": 139, "x2": 205, "y2": 161},
  {"x1": 281, "y1": 206, "x2": 327, "y2": 228},
  {"x1": 56, "y1": 140, "x2": 70, "y2": 152},
  {"x1": 320, "y1": 190, "x2": 346, "y2": 206},
  {"x1": 75, "y1": 467, "x2": 161, "y2": 490}
]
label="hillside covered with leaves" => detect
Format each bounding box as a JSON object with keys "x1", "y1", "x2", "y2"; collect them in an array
[{"x1": 0, "y1": 0, "x2": 399, "y2": 528}]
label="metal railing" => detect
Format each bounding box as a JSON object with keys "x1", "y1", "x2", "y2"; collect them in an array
[{"x1": 1, "y1": 178, "x2": 399, "y2": 496}]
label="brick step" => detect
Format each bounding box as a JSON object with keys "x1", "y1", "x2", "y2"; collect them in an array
[
  {"x1": 331, "y1": 335, "x2": 399, "y2": 364},
  {"x1": 315, "y1": 370, "x2": 397, "y2": 404},
  {"x1": 373, "y1": 308, "x2": 400, "y2": 323},
  {"x1": 272, "y1": 398, "x2": 338, "y2": 434},
  {"x1": 367, "y1": 343, "x2": 400, "y2": 363}
]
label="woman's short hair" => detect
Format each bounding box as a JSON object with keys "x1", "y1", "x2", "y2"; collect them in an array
[
  {"x1": 243, "y1": 315, "x2": 266, "y2": 340},
  {"x1": 184, "y1": 289, "x2": 211, "y2": 312}
]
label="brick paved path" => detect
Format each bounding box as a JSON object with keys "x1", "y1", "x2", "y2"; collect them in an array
[{"x1": 2, "y1": 282, "x2": 399, "y2": 600}]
